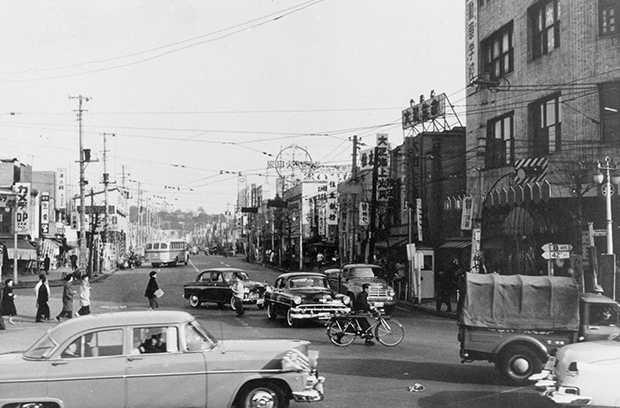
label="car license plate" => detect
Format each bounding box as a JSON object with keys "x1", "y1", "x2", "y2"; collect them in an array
[
  {"x1": 257, "y1": 298, "x2": 264, "y2": 305},
  {"x1": 374, "y1": 302, "x2": 384, "y2": 307}
]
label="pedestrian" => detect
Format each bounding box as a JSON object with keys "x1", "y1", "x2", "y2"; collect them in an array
[
  {"x1": 230, "y1": 273, "x2": 245, "y2": 316},
  {"x1": 1, "y1": 279, "x2": 17, "y2": 325},
  {"x1": 34, "y1": 274, "x2": 50, "y2": 322},
  {"x1": 316, "y1": 252, "x2": 324, "y2": 272},
  {"x1": 144, "y1": 270, "x2": 160, "y2": 310},
  {"x1": 435, "y1": 270, "x2": 453, "y2": 312},
  {"x1": 55, "y1": 274, "x2": 75, "y2": 322},
  {"x1": 69, "y1": 252, "x2": 78, "y2": 272},
  {"x1": 77, "y1": 274, "x2": 91, "y2": 316},
  {"x1": 43, "y1": 254, "x2": 51, "y2": 275}
]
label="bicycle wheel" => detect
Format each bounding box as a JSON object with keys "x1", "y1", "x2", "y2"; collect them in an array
[
  {"x1": 375, "y1": 318, "x2": 404, "y2": 347},
  {"x1": 327, "y1": 319, "x2": 356, "y2": 347}
]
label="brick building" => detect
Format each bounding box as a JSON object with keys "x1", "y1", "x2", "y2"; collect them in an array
[{"x1": 465, "y1": 0, "x2": 620, "y2": 282}]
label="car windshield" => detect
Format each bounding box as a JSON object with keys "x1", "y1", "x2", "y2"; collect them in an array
[
  {"x1": 24, "y1": 334, "x2": 58, "y2": 359},
  {"x1": 185, "y1": 320, "x2": 217, "y2": 351},
  {"x1": 289, "y1": 277, "x2": 328, "y2": 289},
  {"x1": 222, "y1": 271, "x2": 250, "y2": 281},
  {"x1": 348, "y1": 267, "x2": 380, "y2": 279}
]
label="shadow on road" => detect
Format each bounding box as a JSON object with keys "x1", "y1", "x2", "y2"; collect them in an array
[
  {"x1": 322, "y1": 357, "x2": 517, "y2": 386},
  {"x1": 417, "y1": 390, "x2": 555, "y2": 408}
]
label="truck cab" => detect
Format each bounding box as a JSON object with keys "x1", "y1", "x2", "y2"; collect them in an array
[{"x1": 579, "y1": 292, "x2": 620, "y2": 342}]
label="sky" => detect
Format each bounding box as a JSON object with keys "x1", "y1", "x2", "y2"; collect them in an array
[{"x1": 0, "y1": 0, "x2": 466, "y2": 214}]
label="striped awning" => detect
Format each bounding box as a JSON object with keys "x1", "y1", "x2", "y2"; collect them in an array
[
  {"x1": 1, "y1": 239, "x2": 38, "y2": 261},
  {"x1": 440, "y1": 240, "x2": 471, "y2": 249}
]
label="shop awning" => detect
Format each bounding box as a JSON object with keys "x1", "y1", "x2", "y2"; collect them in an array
[
  {"x1": 375, "y1": 238, "x2": 409, "y2": 248},
  {"x1": 440, "y1": 240, "x2": 471, "y2": 249},
  {"x1": 1, "y1": 239, "x2": 38, "y2": 261}
]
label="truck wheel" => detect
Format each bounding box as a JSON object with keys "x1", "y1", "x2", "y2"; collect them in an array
[{"x1": 499, "y1": 345, "x2": 542, "y2": 385}]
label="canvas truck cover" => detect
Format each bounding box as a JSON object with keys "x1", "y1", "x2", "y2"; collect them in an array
[{"x1": 460, "y1": 273, "x2": 580, "y2": 331}]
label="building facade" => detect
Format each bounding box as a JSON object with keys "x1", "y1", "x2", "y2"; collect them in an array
[{"x1": 466, "y1": 0, "x2": 620, "y2": 281}]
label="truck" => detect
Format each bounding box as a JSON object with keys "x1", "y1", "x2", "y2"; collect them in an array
[{"x1": 458, "y1": 272, "x2": 620, "y2": 385}]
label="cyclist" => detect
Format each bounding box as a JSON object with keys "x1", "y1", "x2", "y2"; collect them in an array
[{"x1": 353, "y1": 283, "x2": 376, "y2": 346}]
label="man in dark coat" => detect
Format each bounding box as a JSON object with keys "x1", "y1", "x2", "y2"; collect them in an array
[
  {"x1": 35, "y1": 274, "x2": 50, "y2": 322},
  {"x1": 353, "y1": 283, "x2": 376, "y2": 346}
]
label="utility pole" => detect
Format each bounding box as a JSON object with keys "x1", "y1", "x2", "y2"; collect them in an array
[
  {"x1": 101, "y1": 132, "x2": 115, "y2": 271},
  {"x1": 70, "y1": 95, "x2": 90, "y2": 274},
  {"x1": 349, "y1": 135, "x2": 359, "y2": 263}
]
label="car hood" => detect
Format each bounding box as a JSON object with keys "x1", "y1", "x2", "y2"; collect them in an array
[
  {"x1": 556, "y1": 339, "x2": 620, "y2": 364},
  {"x1": 215, "y1": 339, "x2": 313, "y2": 370},
  {"x1": 347, "y1": 278, "x2": 389, "y2": 287},
  {"x1": 242, "y1": 279, "x2": 266, "y2": 289}
]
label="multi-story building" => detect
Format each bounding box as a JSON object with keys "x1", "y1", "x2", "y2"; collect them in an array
[{"x1": 466, "y1": 0, "x2": 620, "y2": 282}]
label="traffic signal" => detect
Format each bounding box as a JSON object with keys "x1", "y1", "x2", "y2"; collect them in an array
[{"x1": 83, "y1": 148, "x2": 91, "y2": 162}]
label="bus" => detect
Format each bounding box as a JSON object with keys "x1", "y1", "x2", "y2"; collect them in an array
[{"x1": 144, "y1": 240, "x2": 189, "y2": 267}]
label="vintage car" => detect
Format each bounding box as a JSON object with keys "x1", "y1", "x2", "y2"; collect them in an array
[
  {"x1": 0, "y1": 310, "x2": 324, "y2": 408},
  {"x1": 531, "y1": 302, "x2": 620, "y2": 407},
  {"x1": 325, "y1": 263, "x2": 397, "y2": 314},
  {"x1": 264, "y1": 272, "x2": 351, "y2": 327},
  {"x1": 184, "y1": 268, "x2": 266, "y2": 309}
]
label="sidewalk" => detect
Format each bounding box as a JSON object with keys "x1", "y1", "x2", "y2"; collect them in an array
[{"x1": 0, "y1": 266, "x2": 121, "y2": 353}]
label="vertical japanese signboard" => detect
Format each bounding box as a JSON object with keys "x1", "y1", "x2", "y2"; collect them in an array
[
  {"x1": 461, "y1": 196, "x2": 474, "y2": 230},
  {"x1": 326, "y1": 177, "x2": 338, "y2": 226},
  {"x1": 470, "y1": 227, "x2": 482, "y2": 273},
  {"x1": 359, "y1": 202, "x2": 369, "y2": 226},
  {"x1": 56, "y1": 168, "x2": 66, "y2": 209},
  {"x1": 41, "y1": 192, "x2": 50, "y2": 235},
  {"x1": 14, "y1": 182, "x2": 30, "y2": 233},
  {"x1": 465, "y1": 0, "x2": 478, "y2": 86},
  {"x1": 375, "y1": 133, "x2": 389, "y2": 202}
]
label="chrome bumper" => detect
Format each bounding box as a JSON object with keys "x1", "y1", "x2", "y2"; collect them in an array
[
  {"x1": 292, "y1": 373, "x2": 325, "y2": 403},
  {"x1": 530, "y1": 358, "x2": 593, "y2": 406},
  {"x1": 290, "y1": 307, "x2": 350, "y2": 320}
]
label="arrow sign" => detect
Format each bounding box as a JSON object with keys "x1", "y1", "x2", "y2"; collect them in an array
[
  {"x1": 542, "y1": 251, "x2": 571, "y2": 260},
  {"x1": 541, "y1": 243, "x2": 573, "y2": 252}
]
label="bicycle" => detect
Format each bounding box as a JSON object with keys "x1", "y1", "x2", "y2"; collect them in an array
[{"x1": 326, "y1": 309, "x2": 404, "y2": 347}]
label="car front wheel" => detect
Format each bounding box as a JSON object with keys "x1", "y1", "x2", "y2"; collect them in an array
[
  {"x1": 234, "y1": 381, "x2": 289, "y2": 408},
  {"x1": 286, "y1": 309, "x2": 296, "y2": 327},
  {"x1": 189, "y1": 295, "x2": 201, "y2": 308}
]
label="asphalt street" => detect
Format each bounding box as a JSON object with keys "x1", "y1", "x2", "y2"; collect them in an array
[{"x1": 0, "y1": 255, "x2": 555, "y2": 408}]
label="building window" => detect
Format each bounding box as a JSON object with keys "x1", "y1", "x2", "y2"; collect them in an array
[
  {"x1": 530, "y1": 0, "x2": 560, "y2": 59},
  {"x1": 600, "y1": 0, "x2": 619, "y2": 36},
  {"x1": 486, "y1": 113, "x2": 514, "y2": 169},
  {"x1": 600, "y1": 81, "x2": 620, "y2": 143},
  {"x1": 482, "y1": 22, "x2": 514, "y2": 79},
  {"x1": 531, "y1": 94, "x2": 562, "y2": 156}
]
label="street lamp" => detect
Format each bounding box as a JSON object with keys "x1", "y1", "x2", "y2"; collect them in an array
[
  {"x1": 594, "y1": 157, "x2": 620, "y2": 300},
  {"x1": 593, "y1": 157, "x2": 620, "y2": 255}
]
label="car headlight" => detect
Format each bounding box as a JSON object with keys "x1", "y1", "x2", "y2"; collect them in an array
[
  {"x1": 244, "y1": 288, "x2": 250, "y2": 293},
  {"x1": 342, "y1": 295, "x2": 351, "y2": 305},
  {"x1": 388, "y1": 288, "x2": 395, "y2": 297},
  {"x1": 293, "y1": 296, "x2": 303, "y2": 305}
]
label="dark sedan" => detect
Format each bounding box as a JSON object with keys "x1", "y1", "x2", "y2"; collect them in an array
[
  {"x1": 183, "y1": 268, "x2": 266, "y2": 309},
  {"x1": 264, "y1": 272, "x2": 351, "y2": 327}
]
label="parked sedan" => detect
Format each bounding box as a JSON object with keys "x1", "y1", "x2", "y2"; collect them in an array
[
  {"x1": 184, "y1": 268, "x2": 266, "y2": 309},
  {"x1": 264, "y1": 272, "x2": 351, "y2": 327},
  {"x1": 0, "y1": 310, "x2": 324, "y2": 408},
  {"x1": 531, "y1": 335, "x2": 620, "y2": 407}
]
